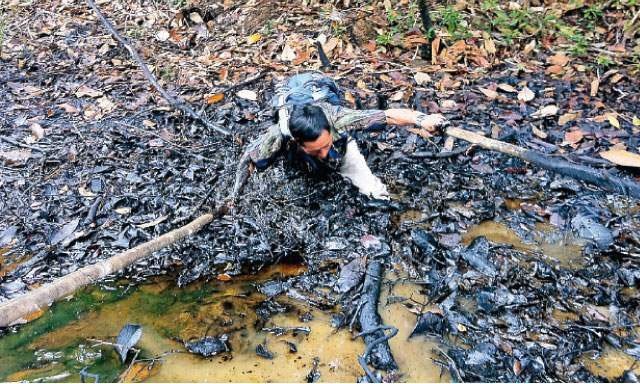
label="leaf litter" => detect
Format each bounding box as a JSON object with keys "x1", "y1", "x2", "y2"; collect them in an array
[{"x1": 0, "y1": 0, "x2": 639, "y2": 381}]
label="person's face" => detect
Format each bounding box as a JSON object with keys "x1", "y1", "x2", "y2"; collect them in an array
[{"x1": 300, "y1": 130, "x2": 333, "y2": 160}]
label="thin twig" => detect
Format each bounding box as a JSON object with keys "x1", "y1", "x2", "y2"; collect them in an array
[
  {"x1": 221, "y1": 70, "x2": 268, "y2": 94},
  {"x1": 85, "y1": 0, "x2": 229, "y2": 136},
  {"x1": 0, "y1": 136, "x2": 48, "y2": 152}
]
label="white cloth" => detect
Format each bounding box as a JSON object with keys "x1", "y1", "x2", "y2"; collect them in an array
[{"x1": 339, "y1": 140, "x2": 389, "y2": 200}]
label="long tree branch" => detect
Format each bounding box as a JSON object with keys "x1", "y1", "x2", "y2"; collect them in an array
[
  {"x1": 446, "y1": 126, "x2": 640, "y2": 199},
  {"x1": 0, "y1": 210, "x2": 223, "y2": 327},
  {"x1": 86, "y1": 0, "x2": 230, "y2": 136}
]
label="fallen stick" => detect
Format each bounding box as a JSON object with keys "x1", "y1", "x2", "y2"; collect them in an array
[
  {"x1": 86, "y1": 0, "x2": 229, "y2": 136},
  {"x1": 358, "y1": 260, "x2": 398, "y2": 371},
  {"x1": 0, "y1": 211, "x2": 220, "y2": 328},
  {"x1": 417, "y1": 0, "x2": 433, "y2": 60},
  {"x1": 446, "y1": 126, "x2": 640, "y2": 199}
]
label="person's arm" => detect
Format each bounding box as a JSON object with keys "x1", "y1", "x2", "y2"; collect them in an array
[
  {"x1": 384, "y1": 109, "x2": 446, "y2": 131},
  {"x1": 323, "y1": 103, "x2": 446, "y2": 133},
  {"x1": 228, "y1": 125, "x2": 283, "y2": 205}
]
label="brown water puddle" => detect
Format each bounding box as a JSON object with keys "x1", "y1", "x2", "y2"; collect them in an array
[
  {"x1": 380, "y1": 270, "x2": 449, "y2": 382},
  {"x1": 9, "y1": 264, "x2": 447, "y2": 382},
  {"x1": 581, "y1": 346, "x2": 640, "y2": 380},
  {"x1": 462, "y1": 221, "x2": 586, "y2": 268}
]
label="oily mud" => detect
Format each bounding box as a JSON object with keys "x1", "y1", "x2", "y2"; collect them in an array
[{"x1": 2, "y1": 31, "x2": 640, "y2": 382}]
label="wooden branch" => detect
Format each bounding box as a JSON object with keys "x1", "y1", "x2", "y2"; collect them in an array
[
  {"x1": 86, "y1": 0, "x2": 230, "y2": 136},
  {"x1": 417, "y1": 0, "x2": 432, "y2": 60},
  {"x1": 358, "y1": 261, "x2": 398, "y2": 371},
  {"x1": 0, "y1": 212, "x2": 217, "y2": 327},
  {"x1": 314, "y1": 41, "x2": 333, "y2": 69},
  {"x1": 446, "y1": 126, "x2": 640, "y2": 199},
  {"x1": 0, "y1": 136, "x2": 47, "y2": 153}
]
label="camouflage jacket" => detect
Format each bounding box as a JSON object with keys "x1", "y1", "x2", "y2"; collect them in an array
[
  {"x1": 248, "y1": 102, "x2": 386, "y2": 169},
  {"x1": 231, "y1": 102, "x2": 386, "y2": 198}
]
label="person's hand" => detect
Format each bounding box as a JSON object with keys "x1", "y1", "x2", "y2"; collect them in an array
[{"x1": 416, "y1": 113, "x2": 447, "y2": 132}]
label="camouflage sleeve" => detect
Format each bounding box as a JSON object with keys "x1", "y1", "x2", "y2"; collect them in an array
[
  {"x1": 322, "y1": 103, "x2": 387, "y2": 132},
  {"x1": 247, "y1": 124, "x2": 284, "y2": 170},
  {"x1": 231, "y1": 125, "x2": 283, "y2": 200}
]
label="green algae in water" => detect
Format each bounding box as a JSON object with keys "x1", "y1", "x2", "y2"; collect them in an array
[
  {"x1": 0, "y1": 265, "x2": 452, "y2": 382},
  {"x1": 0, "y1": 286, "x2": 130, "y2": 382}
]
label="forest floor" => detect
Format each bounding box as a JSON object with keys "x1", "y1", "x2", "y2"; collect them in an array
[{"x1": 1, "y1": 0, "x2": 640, "y2": 382}]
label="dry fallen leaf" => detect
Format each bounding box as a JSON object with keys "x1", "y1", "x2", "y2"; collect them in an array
[
  {"x1": 479, "y1": 87, "x2": 499, "y2": 99},
  {"x1": 30, "y1": 123, "x2": 45, "y2": 140},
  {"x1": 548, "y1": 53, "x2": 570, "y2": 66},
  {"x1": 484, "y1": 37, "x2": 496, "y2": 55},
  {"x1": 440, "y1": 99, "x2": 458, "y2": 112},
  {"x1": 0, "y1": 149, "x2": 31, "y2": 163},
  {"x1": 607, "y1": 114, "x2": 621, "y2": 129},
  {"x1": 217, "y1": 273, "x2": 233, "y2": 281},
  {"x1": 58, "y1": 103, "x2": 79, "y2": 113},
  {"x1": 344, "y1": 91, "x2": 356, "y2": 106},
  {"x1": 564, "y1": 129, "x2": 584, "y2": 145},
  {"x1": 247, "y1": 33, "x2": 262, "y2": 44},
  {"x1": 633, "y1": 116, "x2": 640, "y2": 126},
  {"x1": 237, "y1": 89, "x2": 258, "y2": 101},
  {"x1": 523, "y1": 39, "x2": 536, "y2": 55},
  {"x1": 498, "y1": 83, "x2": 517, "y2": 93},
  {"x1": 531, "y1": 105, "x2": 558, "y2": 119},
  {"x1": 546, "y1": 65, "x2": 565, "y2": 75},
  {"x1": 281, "y1": 44, "x2": 296, "y2": 62},
  {"x1": 75, "y1": 85, "x2": 103, "y2": 98},
  {"x1": 532, "y1": 126, "x2": 547, "y2": 139},
  {"x1": 156, "y1": 30, "x2": 170, "y2": 42},
  {"x1": 142, "y1": 119, "x2": 156, "y2": 128},
  {"x1": 513, "y1": 360, "x2": 522, "y2": 376},
  {"x1": 599, "y1": 149, "x2": 640, "y2": 167},
  {"x1": 517, "y1": 86, "x2": 535, "y2": 102},
  {"x1": 390, "y1": 91, "x2": 404, "y2": 101},
  {"x1": 137, "y1": 215, "x2": 168, "y2": 229},
  {"x1": 114, "y1": 207, "x2": 131, "y2": 215},
  {"x1": 205, "y1": 93, "x2": 225, "y2": 104},
  {"x1": 558, "y1": 113, "x2": 578, "y2": 126},
  {"x1": 189, "y1": 11, "x2": 204, "y2": 24},
  {"x1": 414, "y1": 72, "x2": 431, "y2": 85}
]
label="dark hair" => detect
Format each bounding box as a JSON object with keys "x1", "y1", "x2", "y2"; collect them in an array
[{"x1": 288, "y1": 105, "x2": 330, "y2": 142}]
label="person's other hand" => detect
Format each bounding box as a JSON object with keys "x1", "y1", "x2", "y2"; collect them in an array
[{"x1": 417, "y1": 113, "x2": 447, "y2": 132}]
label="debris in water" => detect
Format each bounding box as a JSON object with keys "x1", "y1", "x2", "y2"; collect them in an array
[
  {"x1": 184, "y1": 335, "x2": 230, "y2": 357},
  {"x1": 114, "y1": 323, "x2": 142, "y2": 363},
  {"x1": 255, "y1": 342, "x2": 274, "y2": 359}
]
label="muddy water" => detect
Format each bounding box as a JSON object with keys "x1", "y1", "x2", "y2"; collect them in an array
[
  {"x1": 0, "y1": 264, "x2": 447, "y2": 382},
  {"x1": 379, "y1": 270, "x2": 449, "y2": 382},
  {"x1": 462, "y1": 221, "x2": 586, "y2": 268}
]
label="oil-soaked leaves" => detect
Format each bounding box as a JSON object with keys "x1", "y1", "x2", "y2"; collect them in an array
[
  {"x1": 49, "y1": 219, "x2": 80, "y2": 245},
  {"x1": 115, "y1": 324, "x2": 142, "y2": 362}
]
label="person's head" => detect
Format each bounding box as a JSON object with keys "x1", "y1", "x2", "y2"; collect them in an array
[{"x1": 289, "y1": 105, "x2": 333, "y2": 159}]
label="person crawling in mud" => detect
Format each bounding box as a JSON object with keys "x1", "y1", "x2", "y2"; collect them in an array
[{"x1": 231, "y1": 72, "x2": 447, "y2": 202}]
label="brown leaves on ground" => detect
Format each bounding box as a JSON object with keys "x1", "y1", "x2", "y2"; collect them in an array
[{"x1": 600, "y1": 149, "x2": 640, "y2": 167}]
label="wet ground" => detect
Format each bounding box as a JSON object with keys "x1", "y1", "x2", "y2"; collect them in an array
[
  {"x1": 0, "y1": 264, "x2": 449, "y2": 382},
  {"x1": 2, "y1": 0, "x2": 640, "y2": 381}
]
